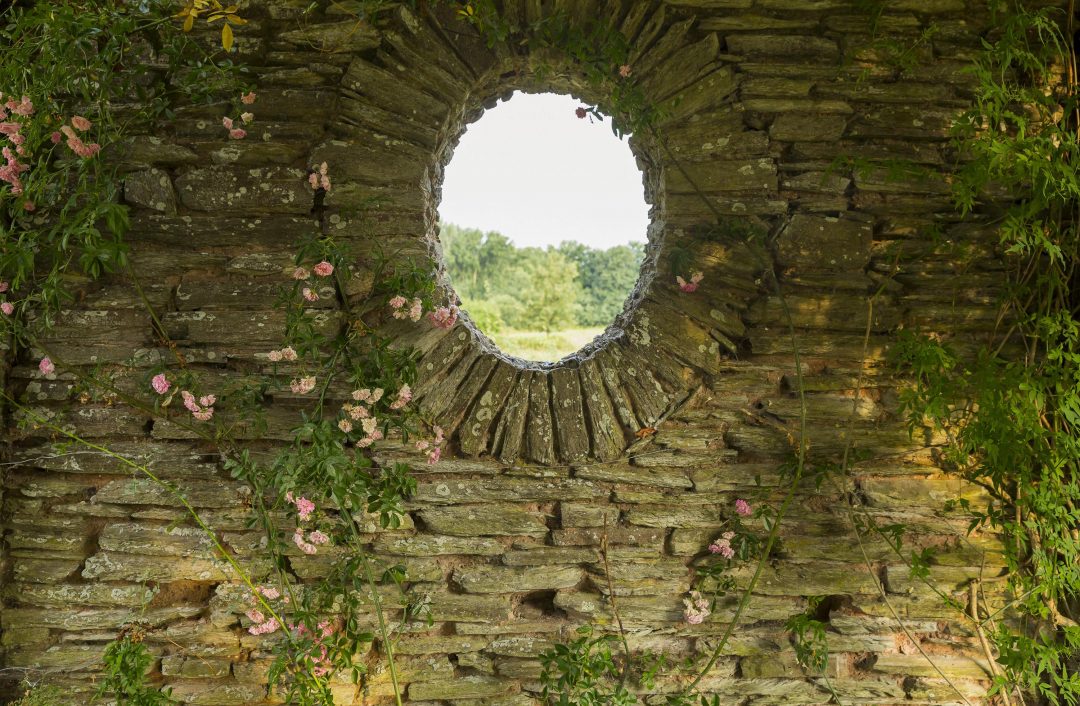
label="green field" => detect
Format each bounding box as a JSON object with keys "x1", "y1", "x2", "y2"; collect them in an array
[{"x1": 489, "y1": 327, "x2": 605, "y2": 362}]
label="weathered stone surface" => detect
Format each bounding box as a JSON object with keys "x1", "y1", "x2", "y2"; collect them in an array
[
  {"x1": 776, "y1": 214, "x2": 874, "y2": 271},
  {"x1": 417, "y1": 505, "x2": 548, "y2": 538},
  {"x1": 124, "y1": 168, "x2": 177, "y2": 213},
  {"x1": 453, "y1": 565, "x2": 584, "y2": 594}
]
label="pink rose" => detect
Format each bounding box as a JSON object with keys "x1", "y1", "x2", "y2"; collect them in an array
[
  {"x1": 151, "y1": 373, "x2": 170, "y2": 395},
  {"x1": 735, "y1": 499, "x2": 752, "y2": 516},
  {"x1": 1, "y1": 302, "x2": 12, "y2": 316},
  {"x1": 312, "y1": 261, "x2": 334, "y2": 277},
  {"x1": 39, "y1": 357, "x2": 55, "y2": 375},
  {"x1": 222, "y1": 116, "x2": 233, "y2": 130},
  {"x1": 241, "y1": 91, "x2": 256, "y2": 105},
  {"x1": 70, "y1": 115, "x2": 91, "y2": 131},
  {"x1": 228, "y1": 128, "x2": 246, "y2": 140}
]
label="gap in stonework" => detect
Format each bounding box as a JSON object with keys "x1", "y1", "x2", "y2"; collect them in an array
[{"x1": 438, "y1": 91, "x2": 649, "y2": 363}]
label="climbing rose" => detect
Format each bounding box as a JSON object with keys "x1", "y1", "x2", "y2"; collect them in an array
[
  {"x1": 389, "y1": 295, "x2": 406, "y2": 309},
  {"x1": 292, "y1": 266, "x2": 309, "y2": 280},
  {"x1": 256, "y1": 586, "x2": 279, "y2": 600},
  {"x1": 294, "y1": 496, "x2": 315, "y2": 521},
  {"x1": 302, "y1": 287, "x2": 318, "y2": 302},
  {"x1": 241, "y1": 112, "x2": 254, "y2": 124},
  {"x1": 49, "y1": 131, "x2": 61, "y2": 144},
  {"x1": 70, "y1": 115, "x2": 91, "y2": 131},
  {"x1": 708, "y1": 531, "x2": 736, "y2": 559},
  {"x1": 312, "y1": 261, "x2": 334, "y2": 277},
  {"x1": 308, "y1": 530, "x2": 329, "y2": 545},
  {"x1": 677, "y1": 272, "x2": 704, "y2": 293},
  {"x1": 428, "y1": 305, "x2": 458, "y2": 329},
  {"x1": 619, "y1": 64, "x2": 632, "y2": 77},
  {"x1": 1, "y1": 302, "x2": 12, "y2": 315},
  {"x1": 151, "y1": 373, "x2": 171, "y2": 395},
  {"x1": 0, "y1": 282, "x2": 8, "y2": 293},
  {"x1": 222, "y1": 116, "x2": 233, "y2": 129},
  {"x1": 735, "y1": 499, "x2": 752, "y2": 516},
  {"x1": 38, "y1": 358, "x2": 54, "y2": 375},
  {"x1": 280, "y1": 346, "x2": 297, "y2": 362},
  {"x1": 389, "y1": 384, "x2": 412, "y2": 410},
  {"x1": 575, "y1": 106, "x2": 587, "y2": 119},
  {"x1": 408, "y1": 297, "x2": 423, "y2": 322},
  {"x1": 241, "y1": 91, "x2": 257, "y2": 104},
  {"x1": 267, "y1": 349, "x2": 282, "y2": 362},
  {"x1": 683, "y1": 590, "x2": 711, "y2": 625},
  {"x1": 228, "y1": 128, "x2": 246, "y2": 140},
  {"x1": 293, "y1": 529, "x2": 317, "y2": 554},
  {"x1": 8, "y1": 96, "x2": 32, "y2": 116},
  {"x1": 338, "y1": 418, "x2": 353, "y2": 433},
  {"x1": 249, "y1": 618, "x2": 279, "y2": 635},
  {"x1": 290, "y1": 377, "x2": 316, "y2": 394}
]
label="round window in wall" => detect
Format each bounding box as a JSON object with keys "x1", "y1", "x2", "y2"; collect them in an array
[{"x1": 439, "y1": 91, "x2": 649, "y2": 363}]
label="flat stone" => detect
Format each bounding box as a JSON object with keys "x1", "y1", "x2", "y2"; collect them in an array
[
  {"x1": 453, "y1": 565, "x2": 584, "y2": 594},
  {"x1": 416, "y1": 505, "x2": 549, "y2": 538}
]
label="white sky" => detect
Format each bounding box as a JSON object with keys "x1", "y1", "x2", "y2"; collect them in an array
[{"x1": 439, "y1": 92, "x2": 650, "y2": 250}]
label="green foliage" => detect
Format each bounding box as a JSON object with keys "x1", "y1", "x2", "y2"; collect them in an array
[
  {"x1": 440, "y1": 223, "x2": 643, "y2": 336},
  {"x1": 99, "y1": 629, "x2": 174, "y2": 705},
  {"x1": 540, "y1": 626, "x2": 636, "y2": 706},
  {"x1": 10, "y1": 685, "x2": 65, "y2": 706},
  {"x1": 891, "y1": 2, "x2": 1080, "y2": 703},
  {"x1": 0, "y1": 0, "x2": 244, "y2": 340}
]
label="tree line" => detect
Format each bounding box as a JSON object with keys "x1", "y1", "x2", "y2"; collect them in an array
[{"x1": 440, "y1": 223, "x2": 643, "y2": 333}]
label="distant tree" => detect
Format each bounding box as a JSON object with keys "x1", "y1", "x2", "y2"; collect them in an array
[{"x1": 558, "y1": 240, "x2": 643, "y2": 326}]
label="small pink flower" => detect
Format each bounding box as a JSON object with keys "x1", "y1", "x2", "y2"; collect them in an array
[
  {"x1": 302, "y1": 287, "x2": 318, "y2": 302},
  {"x1": 292, "y1": 266, "x2": 309, "y2": 280},
  {"x1": 256, "y1": 586, "x2": 280, "y2": 600},
  {"x1": 735, "y1": 499, "x2": 752, "y2": 516},
  {"x1": 240, "y1": 112, "x2": 254, "y2": 124},
  {"x1": 427, "y1": 447, "x2": 442, "y2": 465},
  {"x1": 222, "y1": 116, "x2": 233, "y2": 130},
  {"x1": 619, "y1": 64, "x2": 632, "y2": 78},
  {"x1": 293, "y1": 529, "x2": 317, "y2": 554},
  {"x1": 575, "y1": 107, "x2": 587, "y2": 119},
  {"x1": 683, "y1": 590, "x2": 711, "y2": 625},
  {"x1": 307, "y1": 172, "x2": 319, "y2": 189},
  {"x1": 241, "y1": 91, "x2": 257, "y2": 105},
  {"x1": 0, "y1": 282, "x2": 8, "y2": 293},
  {"x1": 294, "y1": 496, "x2": 315, "y2": 521},
  {"x1": 428, "y1": 305, "x2": 458, "y2": 329},
  {"x1": 22, "y1": 200, "x2": 34, "y2": 211},
  {"x1": 151, "y1": 373, "x2": 171, "y2": 395},
  {"x1": 677, "y1": 272, "x2": 704, "y2": 293},
  {"x1": 246, "y1": 608, "x2": 265, "y2": 623},
  {"x1": 338, "y1": 418, "x2": 353, "y2": 433},
  {"x1": 290, "y1": 377, "x2": 316, "y2": 395},
  {"x1": 228, "y1": 128, "x2": 246, "y2": 140},
  {"x1": 308, "y1": 530, "x2": 329, "y2": 545},
  {"x1": 181, "y1": 390, "x2": 199, "y2": 413},
  {"x1": 389, "y1": 295, "x2": 406, "y2": 309},
  {"x1": 408, "y1": 298, "x2": 423, "y2": 322},
  {"x1": 267, "y1": 349, "x2": 282, "y2": 362},
  {"x1": 50, "y1": 131, "x2": 61, "y2": 144},
  {"x1": 1, "y1": 302, "x2": 12, "y2": 316},
  {"x1": 280, "y1": 346, "x2": 297, "y2": 362},
  {"x1": 249, "y1": 617, "x2": 279, "y2": 635},
  {"x1": 9, "y1": 96, "x2": 32, "y2": 117},
  {"x1": 192, "y1": 408, "x2": 214, "y2": 421},
  {"x1": 39, "y1": 357, "x2": 55, "y2": 375},
  {"x1": 312, "y1": 261, "x2": 334, "y2": 277},
  {"x1": 70, "y1": 115, "x2": 91, "y2": 131},
  {"x1": 389, "y1": 384, "x2": 412, "y2": 410},
  {"x1": 199, "y1": 394, "x2": 216, "y2": 407},
  {"x1": 708, "y1": 538, "x2": 735, "y2": 559}
]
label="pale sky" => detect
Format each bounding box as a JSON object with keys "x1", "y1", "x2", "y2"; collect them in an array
[{"x1": 439, "y1": 92, "x2": 650, "y2": 249}]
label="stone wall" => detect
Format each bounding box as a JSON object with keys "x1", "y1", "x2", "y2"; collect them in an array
[{"x1": 1, "y1": 0, "x2": 1032, "y2": 703}]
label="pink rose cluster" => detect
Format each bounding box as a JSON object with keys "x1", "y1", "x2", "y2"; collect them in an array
[
  {"x1": 244, "y1": 583, "x2": 285, "y2": 636},
  {"x1": 389, "y1": 383, "x2": 411, "y2": 411},
  {"x1": 428, "y1": 305, "x2": 458, "y2": 330},
  {"x1": 735, "y1": 498, "x2": 752, "y2": 516},
  {"x1": 222, "y1": 92, "x2": 255, "y2": 140},
  {"x1": 181, "y1": 390, "x2": 216, "y2": 421},
  {"x1": 683, "y1": 590, "x2": 711, "y2": 625},
  {"x1": 38, "y1": 357, "x2": 55, "y2": 376},
  {"x1": 308, "y1": 162, "x2": 331, "y2": 192},
  {"x1": 339, "y1": 387, "x2": 386, "y2": 447},
  {"x1": 390, "y1": 295, "x2": 423, "y2": 322},
  {"x1": 1, "y1": 280, "x2": 13, "y2": 316},
  {"x1": 151, "y1": 373, "x2": 171, "y2": 395},
  {"x1": 266, "y1": 346, "x2": 298, "y2": 363},
  {"x1": 290, "y1": 376, "x2": 316, "y2": 395},
  {"x1": 708, "y1": 530, "x2": 736, "y2": 559},
  {"x1": 677, "y1": 272, "x2": 704, "y2": 293},
  {"x1": 284, "y1": 491, "x2": 328, "y2": 556},
  {"x1": 415, "y1": 425, "x2": 445, "y2": 465},
  {"x1": 0, "y1": 94, "x2": 35, "y2": 198},
  {"x1": 292, "y1": 261, "x2": 334, "y2": 303}
]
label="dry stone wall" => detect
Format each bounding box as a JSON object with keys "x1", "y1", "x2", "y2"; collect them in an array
[{"x1": 0, "y1": 0, "x2": 1034, "y2": 703}]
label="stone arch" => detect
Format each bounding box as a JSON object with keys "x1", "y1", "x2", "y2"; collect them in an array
[{"x1": 313, "y1": 3, "x2": 771, "y2": 466}]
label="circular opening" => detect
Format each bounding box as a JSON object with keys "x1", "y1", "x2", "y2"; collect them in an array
[{"x1": 438, "y1": 91, "x2": 649, "y2": 363}]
